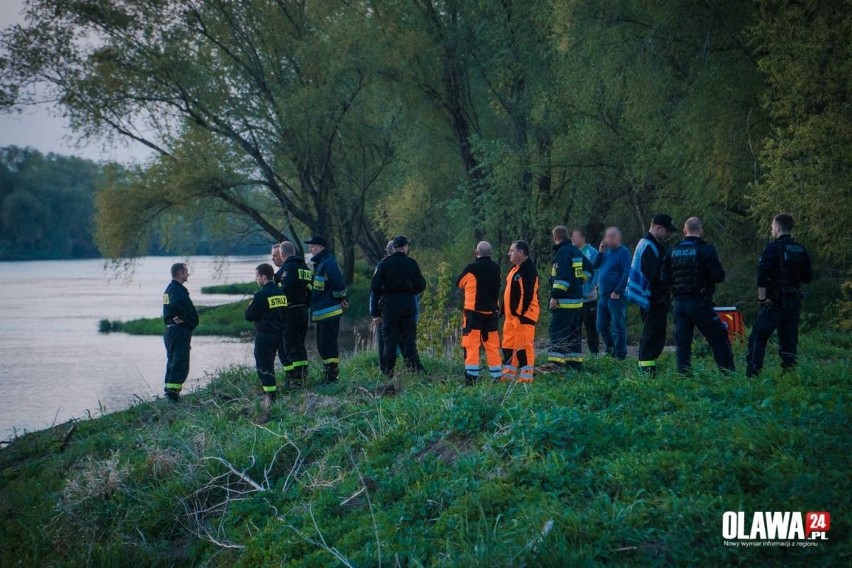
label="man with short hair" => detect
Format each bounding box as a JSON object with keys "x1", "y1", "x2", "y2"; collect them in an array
[
  {"x1": 548, "y1": 226, "x2": 594, "y2": 372},
  {"x1": 626, "y1": 213, "x2": 678, "y2": 375},
  {"x1": 594, "y1": 227, "x2": 631, "y2": 360},
  {"x1": 162, "y1": 263, "x2": 199, "y2": 402},
  {"x1": 271, "y1": 244, "x2": 284, "y2": 282},
  {"x1": 457, "y1": 241, "x2": 502, "y2": 385},
  {"x1": 371, "y1": 236, "x2": 427, "y2": 376},
  {"x1": 502, "y1": 240, "x2": 540, "y2": 382},
  {"x1": 245, "y1": 263, "x2": 288, "y2": 401},
  {"x1": 277, "y1": 241, "x2": 312, "y2": 387},
  {"x1": 572, "y1": 228, "x2": 600, "y2": 354},
  {"x1": 746, "y1": 214, "x2": 813, "y2": 377},
  {"x1": 305, "y1": 236, "x2": 348, "y2": 384},
  {"x1": 661, "y1": 217, "x2": 734, "y2": 374}
]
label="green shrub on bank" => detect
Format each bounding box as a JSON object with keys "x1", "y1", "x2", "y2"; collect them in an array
[
  {"x1": 201, "y1": 282, "x2": 257, "y2": 295},
  {"x1": 1, "y1": 331, "x2": 849, "y2": 567},
  {"x1": 103, "y1": 302, "x2": 255, "y2": 337}
]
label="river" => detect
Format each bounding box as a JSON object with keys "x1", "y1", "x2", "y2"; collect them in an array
[{"x1": 0, "y1": 256, "x2": 269, "y2": 440}]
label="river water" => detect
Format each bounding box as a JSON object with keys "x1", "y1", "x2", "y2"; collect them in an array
[{"x1": 0, "y1": 256, "x2": 268, "y2": 439}]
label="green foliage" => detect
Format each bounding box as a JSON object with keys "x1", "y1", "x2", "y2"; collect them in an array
[
  {"x1": 0, "y1": 146, "x2": 101, "y2": 259},
  {"x1": 201, "y1": 282, "x2": 257, "y2": 295},
  {"x1": 1, "y1": 331, "x2": 849, "y2": 566},
  {"x1": 417, "y1": 261, "x2": 463, "y2": 358},
  {"x1": 749, "y1": 0, "x2": 852, "y2": 264}
]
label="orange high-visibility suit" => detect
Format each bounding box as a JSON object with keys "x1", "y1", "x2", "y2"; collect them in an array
[
  {"x1": 502, "y1": 258, "x2": 540, "y2": 382},
  {"x1": 457, "y1": 256, "x2": 502, "y2": 382}
]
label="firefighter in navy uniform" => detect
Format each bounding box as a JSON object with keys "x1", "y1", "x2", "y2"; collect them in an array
[
  {"x1": 162, "y1": 263, "x2": 199, "y2": 402},
  {"x1": 277, "y1": 241, "x2": 313, "y2": 387},
  {"x1": 661, "y1": 217, "x2": 734, "y2": 375},
  {"x1": 457, "y1": 241, "x2": 502, "y2": 385},
  {"x1": 245, "y1": 263, "x2": 288, "y2": 400},
  {"x1": 746, "y1": 214, "x2": 813, "y2": 377},
  {"x1": 305, "y1": 236, "x2": 348, "y2": 384},
  {"x1": 371, "y1": 236, "x2": 427, "y2": 377},
  {"x1": 547, "y1": 226, "x2": 594, "y2": 372}
]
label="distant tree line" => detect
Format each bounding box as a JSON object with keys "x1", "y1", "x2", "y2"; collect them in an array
[
  {"x1": 0, "y1": 146, "x2": 101, "y2": 260},
  {"x1": 0, "y1": 1, "x2": 848, "y2": 279},
  {"x1": 0, "y1": 146, "x2": 269, "y2": 260}
]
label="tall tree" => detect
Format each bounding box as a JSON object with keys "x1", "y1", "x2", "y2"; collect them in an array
[{"x1": 0, "y1": 0, "x2": 395, "y2": 280}]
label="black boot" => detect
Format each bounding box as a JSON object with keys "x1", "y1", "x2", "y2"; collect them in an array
[
  {"x1": 464, "y1": 373, "x2": 478, "y2": 387},
  {"x1": 165, "y1": 390, "x2": 180, "y2": 403},
  {"x1": 323, "y1": 364, "x2": 339, "y2": 384}
]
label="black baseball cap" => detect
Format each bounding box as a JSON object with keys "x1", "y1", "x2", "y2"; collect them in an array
[
  {"x1": 392, "y1": 235, "x2": 410, "y2": 248},
  {"x1": 304, "y1": 235, "x2": 329, "y2": 247},
  {"x1": 651, "y1": 213, "x2": 678, "y2": 233}
]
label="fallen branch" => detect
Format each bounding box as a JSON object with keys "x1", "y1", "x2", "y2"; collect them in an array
[
  {"x1": 202, "y1": 456, "x2": 265, "y2": 493},
  {"x1": 59, "y1": 423, "x2": 78, "y2": 453}
]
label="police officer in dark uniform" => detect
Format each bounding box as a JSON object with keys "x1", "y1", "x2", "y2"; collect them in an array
[
  {"x1": 245, "y1": 263, "x2": 288, "y2": 401},
  {"x1": 746, "y1": 214, "x2": 813, "y2": 377},
  {"x1": 661, "y1": 217, "x2": 734, "y2": 374},
  {"x1": 162, "y1": 263, "x2": 199, "y2": 402},
  {"x1": 277, "y1": 241, "x2": 313, "y2": 387},
  {"x1": 370, "y1": 236, "x2": 427, "y2": 377}
]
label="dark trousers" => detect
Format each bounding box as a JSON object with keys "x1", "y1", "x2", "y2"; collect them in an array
[
  {"x1": 673, "y1": 298, "x2": 734, "y2": 374},
  {"x1": 582, "y1": 301, "x2": 600, "y2": 354},
  {"x1": 548, "y1": 307, "x2": 584, "y2": 370},
  {"x1": 638, "y1": 302, "x2": 668, "y2": 373},
  {"x1": 316, "y1": 317, "x2": 341, "y2": 366},
  {"x1": 282, "y1": 306, "x2": 309, "y2": 380},
  {"x1": 746, "y1": 297, "x2": 801, "y2": 377},
  {"x1": 164, "y1": 325, "x2": 192, "y2": 392},
  {"x1": 254, "y1": 331, "x2": 281, "y2": 394},
  {"x1": 381, "y1": 310, "x2": 423, "y2": 376}
]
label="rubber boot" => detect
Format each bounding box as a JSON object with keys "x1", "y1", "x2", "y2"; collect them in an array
[
  {"x1": 165, "y1": 390, "x2": 180, "y2": 403},
  {"x1": 464, "y1": 373, "x2": 478, "y2": 387}
]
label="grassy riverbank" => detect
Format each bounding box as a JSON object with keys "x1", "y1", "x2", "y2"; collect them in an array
[{"x1": 1, "y1": 331, "x2": 849, "y2": 566}]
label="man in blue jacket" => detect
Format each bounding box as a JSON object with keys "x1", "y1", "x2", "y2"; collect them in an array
[
  {"x1": 306, "y1": 236, "x2": 348, "y2": 384},
  {"x1": 661, "y1": 217, "x2": 734, "y2": 375},
  {"x1": 162, "y1": 263, "x2": 199, "y2": 402},
  {"x1": 572, "y1": 229, "x2": 600, "y2": 355},
  {"x1": 593, "y1": 227, "x2": 631, "y2": 360}
]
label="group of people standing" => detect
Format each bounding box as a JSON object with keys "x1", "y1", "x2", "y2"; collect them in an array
[
  {"x1": 456, "y1": 213, "x2": 812, "y2": 386},
  {"x1": 161, "y1": 212, "x2": 812, "y2": 401}
]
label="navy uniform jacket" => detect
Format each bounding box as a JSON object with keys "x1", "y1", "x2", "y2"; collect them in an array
[
  {"x1": 370, "y1": 252, "x2": 427, "y2": 317},
  {"x1": 245, "y1": 281, "x2": 288, "y2": 334},
  {"x1": 278, "y1": 255, "x2": 312, "y2": 306},
  {"x1": 661, "y1": 236, "x2": 726, "y2": 299},
  {"x1": 757, "y1": 235, "x2": 813, "y2": 298},
  {"x1": 310, "y1": 248, "x2": 347, "y2": 322},
  {"x1": 550, "y1": 240, "x2": 594, "y2": 306},
  {"x1": 163, "y1": 280, "x2": 199, "y2": 329}
]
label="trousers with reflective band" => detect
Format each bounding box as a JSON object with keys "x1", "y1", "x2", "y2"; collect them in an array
[
  {"x1": 548, "y1": 308, "x2": 583, "y2": 369},
  {"x1": 164, "y1": 325, "x2": 192, "y2": 391},
  {"x1": 254, "y1": 331, "x2": 279, "y2": 392},
  {"x1": 502, "y1": 316, "x2": 535, "y2": 381},
  {"x1": 462, "y1": 319, "x2": 502, "y2": 380}
]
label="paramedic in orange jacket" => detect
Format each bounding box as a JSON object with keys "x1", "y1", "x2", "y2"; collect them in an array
[
  {"x1": 457, "y1": 241, "x2": 502, "y2": 385},
  {"x1": 502, "y1": 240, "x2": 540, "y2": 383}
]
